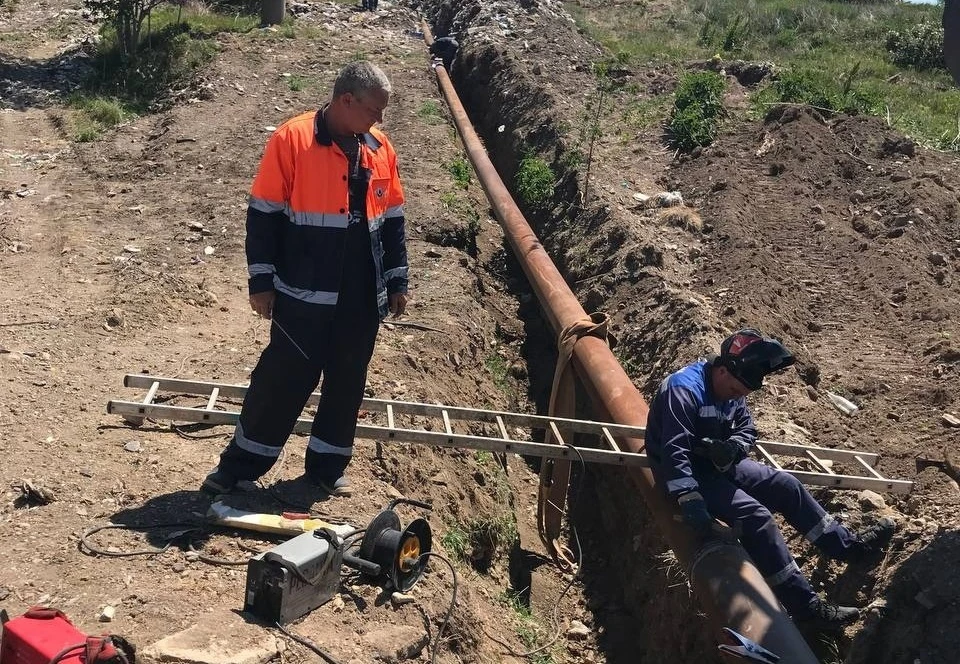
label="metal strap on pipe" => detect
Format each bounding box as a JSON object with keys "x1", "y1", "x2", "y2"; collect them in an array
[{"x1": 421, "y1": 21, "x2": 818, "y2": 663}]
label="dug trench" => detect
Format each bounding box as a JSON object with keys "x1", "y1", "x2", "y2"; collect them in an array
[{"x1": 418, "y1": 0, "x2": 960, "y2": 661}]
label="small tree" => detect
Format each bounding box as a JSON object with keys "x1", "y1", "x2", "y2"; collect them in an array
[{"x1": 84, "y1": 0, "x2": 167, "y2": 58}]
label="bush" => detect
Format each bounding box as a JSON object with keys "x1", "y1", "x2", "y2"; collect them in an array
[
  {"x1": 515, "y1": 156, "x2": 555, "y2": 209},
  {"x1": 885, "y1": 22, "x2": 944, "y2": 71},
  {"x1": 669, "y1": 70, "x2": 725, "y2": 152}
]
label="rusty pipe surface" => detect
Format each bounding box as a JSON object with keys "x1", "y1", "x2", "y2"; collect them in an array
[{"x1": 422, "y1": 22, "x2": 818, "y2": 664}]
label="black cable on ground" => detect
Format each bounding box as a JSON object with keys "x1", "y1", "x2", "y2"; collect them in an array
[
  {"x1": 79, "y1": 523, "x2": 190, "y2": 557},
  {"x1": 481, "y1": 442, "x2": 587, "y2": 659},
  {"x1": 81, "y1": 522, "x2": 259, "y2": 566},
  {"x1": 273, "y1": 621, "x2": 345, "y2": 664},
  {"x1": 418, "y1": 551, "x2": 459, "y2": 664}
]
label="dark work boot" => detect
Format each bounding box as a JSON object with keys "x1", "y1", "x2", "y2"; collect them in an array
[
  {"x1": 200, "y1": 466, "x2": 237, "y2": 496},
  {"x1": 795, "y1": 597, "x2": 860, "y2": 630},
  {"x1": 848, "y1": 516, "x2": 896, "y2": 561}
]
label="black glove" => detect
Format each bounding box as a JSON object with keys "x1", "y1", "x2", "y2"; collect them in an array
[
  {"x1": 677, "y1": 491, "x2": 714, "y2": 540},
  {"x1": 702, "y1": 437, "x2": 747, "y2": 472}
]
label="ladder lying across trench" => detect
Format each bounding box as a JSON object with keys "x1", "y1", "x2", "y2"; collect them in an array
[{"x1": 107, "y1": 374, "x2": 914, "y2": 494}]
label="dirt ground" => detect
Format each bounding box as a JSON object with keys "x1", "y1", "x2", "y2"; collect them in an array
[{"x1": 4, "y1": 0, "x2": 960, "y2": 662}]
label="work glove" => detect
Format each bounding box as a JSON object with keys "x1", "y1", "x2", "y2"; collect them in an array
[
  {"x1": 677, "y1": 491, "x2": 715, "y2": 540},
  {"x1": 702, "y1": 437, "x2": 747, "y2": 473}
]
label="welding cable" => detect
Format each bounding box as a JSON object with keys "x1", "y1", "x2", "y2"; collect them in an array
[
  {"x1": 417, "y1": 551, "x2": 459, "y2": 664},
  {"x1": 481, "y1": 442, "x2": 587, "y2": 658},
  {"x1": 80, "y1": 523, "x2": 261, "y2": 566},
  {"x1": 79, "y1": 522, "x2": 195, "y2": 557},
  {"x1": 273, "y1": 621, "x2": 345, "y2": 664}
]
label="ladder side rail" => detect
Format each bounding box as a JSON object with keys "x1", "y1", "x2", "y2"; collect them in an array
[
  {"x1": 755, "y1": 440, "x2": 878, "y2": 466},
  {"x1": 361, "y1": 423, "x2": 646, "y2": 467},
  {"x1": 784, "y1": 469, "x2": 913, "y2": 494}
]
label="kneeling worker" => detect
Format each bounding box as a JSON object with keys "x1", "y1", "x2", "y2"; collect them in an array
[{"x1": 644, "y1": 329, "x2": 895, "y2": 629}]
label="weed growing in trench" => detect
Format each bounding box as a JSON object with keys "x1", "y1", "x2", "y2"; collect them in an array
[
  {"x1": 441, "y1": 514, "x2": 517, "y2": 570},
  {"x1": 498, "y1": 590, "x2": 556, "y2": 664},
  {"x1": 484, "y1": 352, "x2": 511, "y2": 392},
  {"x1": 440, "y1": 525, "x2": 469, "y2": 560},
  {"x1": 514, "y1": 156, "x2": 555, "y2": 210},
  {"x1": 475, "y1": 450, "x2": 494, "y2": 465}
]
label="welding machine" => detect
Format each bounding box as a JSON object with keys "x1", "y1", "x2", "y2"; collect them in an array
[{"x1": 243, "y1": 499, "x2": 433, "y2": 624}]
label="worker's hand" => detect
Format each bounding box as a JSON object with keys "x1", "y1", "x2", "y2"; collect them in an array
[
  {"x1": 389, "y1": 292, "x2": 407, "y2": 318},
  {"x1": 250, "y1": 291, "x2": 276, "y2": 320},
  {"x1": 703, "y1": 437, "x2": 746, "y2": 473},
  {"x1": 677, "y1": 491, "x2": 715, "y2": 540}
]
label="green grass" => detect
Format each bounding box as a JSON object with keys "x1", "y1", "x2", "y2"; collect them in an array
[
  {"x1": 475, "y1": 450, "x2": 494, "y2": 465},
  {"x1": 440, "y1": 514, "x2": 517, "y2": 567},
  {"x1": 564, "y1": 0, "x2": 960, "y2": 150},
  {"x1": 444, "y1": 156, "x2": 472, "y2": 189},
  {"x1": 440, "y1": 525, "x2": 469, "y2": 560},
  {"x1": 484, "y1": 352, "x2": 511, "y2": 392},
  {"x1": 68, "y1": 94, "x2": 128, "y2": 141},
  {"x1": 417, "y1": 99, "x2": 445, "y2": 124},
  {"x1": 498, "y1": 589, "x2": 557, "y2": 663},
  {"x1": 287, "y1": 74, "x2": 307, "y2": 91}
]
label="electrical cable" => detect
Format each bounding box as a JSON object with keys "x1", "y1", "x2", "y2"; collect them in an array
[
  {"x1": 273, "y1": 621, "x2": 345, "y2": 664},
  {"x1": 79, "y1": 522, "x2": 190, "y2": 557},
  {"x1": 417, "y1": 551, "x2": 459, "y2": 664},
  {"x1": 481, "y1": 442, "x2": 586, "y2": 659},
  {"x1": 80, "y1": 522, "x2": 259, "y2": 566}
]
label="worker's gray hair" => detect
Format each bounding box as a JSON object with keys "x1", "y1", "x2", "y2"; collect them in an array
[{"x1": 333, "y1": 61, "x2": 392, "y2": 98}]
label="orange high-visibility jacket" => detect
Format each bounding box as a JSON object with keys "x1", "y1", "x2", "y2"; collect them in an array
[{"x1": 245, "y1": 110, "x2": 407, "y2": 320}]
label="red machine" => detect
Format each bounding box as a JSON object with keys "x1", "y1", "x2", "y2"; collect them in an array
[{"x1": 0, "y1": 608, "x2": 133, "y2": 664}]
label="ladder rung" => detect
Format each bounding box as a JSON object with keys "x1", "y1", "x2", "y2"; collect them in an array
[
  {"x1": 855, "y1": 455, "x2": 885, "y2": 480},
  {"x1": 205, "y1": 387, "x2": 220, "y2": 411},
  {"x1": 442, "y1": 409, "x2": 453, "y2": 435},
  {"x1": 387, "y1": 404, "x2": 395, "y2": 430},
  {"x1": 601, "y1": 427, "x2": 621, "y2": 452},
  {"x1": 755, "y1": 444, "x2": 782, "y2": 469},
  {"x1": 805, "y1": 450, "x2": 834, "y2": 475},
  {"x1": 548, "y1": 421, "x2": 565, "y2": 447},
  {"x1": 495, "y1": 415, "x2": 509, "y2": 440},
  {"x1": 143, "y1": 380, "x2": 160, "y2": 406}
]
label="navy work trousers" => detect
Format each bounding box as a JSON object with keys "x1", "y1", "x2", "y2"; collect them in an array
[
  {"x1": 682, "y1": 458, "x2": 859, "y2": 614},
  {"x1": 216, "y1": 292, "x2": 380, "y2": 484}
]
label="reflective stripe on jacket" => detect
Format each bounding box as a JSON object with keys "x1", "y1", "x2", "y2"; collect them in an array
[
  {"x1": 245, "y1": 109, "x2": 408, "y2": 320},
  {"x1": 644, "y1": 359, "x2": 758, "y2": 496}
]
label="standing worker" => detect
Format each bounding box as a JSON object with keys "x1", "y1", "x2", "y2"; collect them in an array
[
  {"x1": 644, "y1": 329, "x2": 896, "y2": 629},
  {"x1": 202, "y1": 61, "x2": 408, "y2": 498}
]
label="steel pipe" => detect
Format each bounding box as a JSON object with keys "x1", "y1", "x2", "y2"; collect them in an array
[{"x1": 422, "y1": 22, "x2": 818, "y2": 663}]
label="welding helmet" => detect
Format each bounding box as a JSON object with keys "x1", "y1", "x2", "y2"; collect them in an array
[{"x1": 717, "y1": 329, "x2": 795, "y2": 390}]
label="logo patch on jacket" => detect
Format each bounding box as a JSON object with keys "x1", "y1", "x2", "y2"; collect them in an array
[{"x1": 375, "y1": 187, "x2": 385, "y2": 198}]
